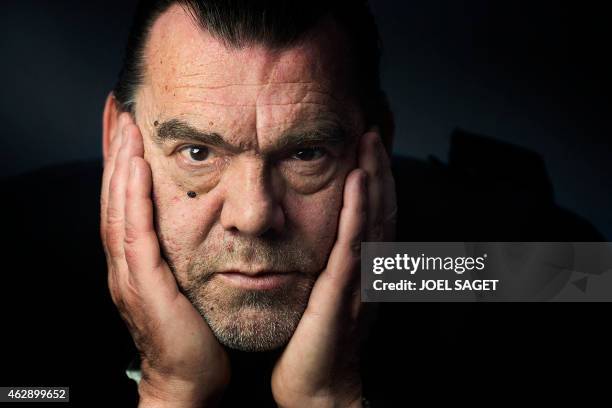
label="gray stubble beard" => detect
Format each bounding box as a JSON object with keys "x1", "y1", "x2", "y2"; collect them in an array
[
  {"x1": 183, "y1": 273, "x2": 316, "y2": 351},
  {"x1": 173, "y1": 237, "x2": 322, "y2": 351}
]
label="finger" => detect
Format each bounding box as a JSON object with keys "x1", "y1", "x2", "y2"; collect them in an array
[
  {"x1": 124, "y1": 155, "x2": 179, "y2": 301},
  {"x1": 100, "y1": 112, "x2": 129, "y2": 243},
  {"x1": 378, "y1": 138, "x2": 397, "y2": 240},
  {"x1": 282, "y1": 169, "x2": 366, "y2": 373},
  {"x1": 104, "y1": 116, "x2": 138, "y2": 311},
  {"x1": 303, "y1": 169, "x2": 367, "y2": 326},
  {"x1": 358, "y1": 132, "x2": 383, "y2": 241},
  {"x1": 359, "y1": 131, "x2": 397, "y2": 241},
  {"x1": 105, "y1": 122, "x2": 144, "y2": 262}
]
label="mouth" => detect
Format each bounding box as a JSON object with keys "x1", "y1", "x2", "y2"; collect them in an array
[{"x1": 216, "y1": 270, "x2": 295, "y2": 291}]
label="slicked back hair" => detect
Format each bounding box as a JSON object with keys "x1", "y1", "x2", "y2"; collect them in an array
[{"x1": 113, "y1": 0, "x2": 391, "y2": 136}]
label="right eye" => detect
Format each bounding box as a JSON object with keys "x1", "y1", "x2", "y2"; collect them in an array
[{"x1": 179, "y1": 145, "x2": 211, "y2": 162}]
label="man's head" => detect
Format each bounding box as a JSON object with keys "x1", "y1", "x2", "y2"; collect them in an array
[{"x1": 103, "y1": 0, "x2": 391, "y2": 352}]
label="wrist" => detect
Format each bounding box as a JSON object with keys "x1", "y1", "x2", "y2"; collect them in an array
[
  {"x1": 277, "y1": 395, "x2": 363, "y2": 408},
  {"x1": 275, "y1": 385, "x2": 363, "y2": 408},
  {"x1": 137, "y1": 371, "x2": 224, "y2": 408}
]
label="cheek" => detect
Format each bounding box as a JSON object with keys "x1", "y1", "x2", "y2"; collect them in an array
[
  {"x1": 285, "y1": 179, "x2": 344, "y2": 259},
  {"x1": 280, "y1": 162, "x2": 336, "y2": 195},
  {"x1": 148, "y1": 161, "x2": 223, "y2": 267}
]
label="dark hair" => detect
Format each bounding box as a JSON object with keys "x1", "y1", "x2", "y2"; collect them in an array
[{"x1": 114, "y1": 0, "x2": 391, "y2": 135}]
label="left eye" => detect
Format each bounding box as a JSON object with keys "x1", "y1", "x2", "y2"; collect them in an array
[
  {"x1": 291, "y1": 147, "x2": 326, "y2": 161},
  {"x1": 180, "y1": 146, "x2": 210, "y2": 162}
]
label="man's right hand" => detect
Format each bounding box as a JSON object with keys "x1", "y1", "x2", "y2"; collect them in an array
[{"x1": 100, "y1": 112, "x2": 230, "y2": 408}]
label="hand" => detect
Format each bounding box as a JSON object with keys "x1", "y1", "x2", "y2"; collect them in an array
[
  {"x1": 270, "y1": 131, "x2": 397, "y2": 407},
  {"x1": 100, "y1": 113, "x2": 230, "y2": 408}
]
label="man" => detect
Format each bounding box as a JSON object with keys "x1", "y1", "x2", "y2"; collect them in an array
[
  {"x1": 100, "y1": 0, "x2": 396, "y2": 406},
  {"x1": 2, "y1": 1, "x2": 607, "y2": 406}
]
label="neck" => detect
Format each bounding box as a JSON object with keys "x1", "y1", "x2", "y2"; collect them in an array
[{"x1": 221, "y1": 347, "x2": 283, "y2": 407}]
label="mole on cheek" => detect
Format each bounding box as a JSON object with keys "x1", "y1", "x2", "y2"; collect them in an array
[
  {"x1": 154, "y1": 120, "x2": 159, "y2": 127},
  {"x1": 187, "y1": 190, "x2": 197, "y2": 198}
]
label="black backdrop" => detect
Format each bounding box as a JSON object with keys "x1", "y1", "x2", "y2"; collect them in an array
[
  {"x1": 1, "y1": 0, "x2": 610, "y2": 237},
  {"x1": 1, "y1": 1, "x2": 611, "y2": 406}
]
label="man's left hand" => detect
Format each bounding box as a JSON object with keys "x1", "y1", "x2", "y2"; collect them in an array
[{"x1": 271, "y1": 131, "x2": 397, "y2": 407}]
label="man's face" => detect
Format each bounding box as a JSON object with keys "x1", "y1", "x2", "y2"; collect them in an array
[{"x1": 132, "y1": 5, "x2": 365, "y2": 351}]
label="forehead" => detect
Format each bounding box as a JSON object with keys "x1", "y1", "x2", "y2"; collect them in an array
[{"x1": 138, "y1": 5, "x2": 361, "y2": 143}]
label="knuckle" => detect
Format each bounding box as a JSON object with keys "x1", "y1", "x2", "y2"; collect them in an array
[
  {"x1": 349, "y1": 240, "x2": 362, "y2": 256},
  {"x1": 123, "y1": 221, "x2": 140, "y2": 246},
  {"x1": 105, "y1": 233, "x2": 124, "y2": 256},
  {"x1": 106, "y1": 206, "x2": 123, "y2": 226},
  {"x1": 123, "y1": 236, "x2": 142, "y2": 264}
]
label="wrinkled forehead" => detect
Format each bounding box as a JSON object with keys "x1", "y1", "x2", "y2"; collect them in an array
[{"x1": 136, "y1": 4, "x2": 361, "y2": 140}]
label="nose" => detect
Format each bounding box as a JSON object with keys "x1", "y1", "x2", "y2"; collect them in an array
[{"x1": 219, "y1": 157, "x2": 285, "y2": 236}]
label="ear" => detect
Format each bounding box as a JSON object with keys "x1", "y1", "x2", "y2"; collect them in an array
[{"x1": 102, "y1": 92, "x2": 122, "y2": 162}]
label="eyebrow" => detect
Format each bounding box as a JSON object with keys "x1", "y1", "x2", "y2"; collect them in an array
[
  {"x1": 155, "y1": 118, "x2": 350, "y2": 153},
  {"x1": 155, "y1": 119, "x2": 238, "y2": 151}
]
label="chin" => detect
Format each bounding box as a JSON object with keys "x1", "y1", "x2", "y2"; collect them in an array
[
  {"x1": 203, "y1": 304, "x2": 304, "y2": 352},
  {"x1": 184, "y1": 282, "x2": 313, "y2": 352}
]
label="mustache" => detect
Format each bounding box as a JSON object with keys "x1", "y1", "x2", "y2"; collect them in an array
[{"x1": 186, "y1": 235, "x2": 321, "y2": 280}]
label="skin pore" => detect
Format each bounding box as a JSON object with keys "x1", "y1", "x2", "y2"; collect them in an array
[{"x1": 129, "y1": 5, "x2": 367, "y2": 351}]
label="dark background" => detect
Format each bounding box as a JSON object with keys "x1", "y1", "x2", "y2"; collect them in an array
[
  {"x1": 1, "y1": 0, "x2": 610, "y2": 238},
  {"x1": 0, "y1": 1, "x2": 610, "y2": 405}
]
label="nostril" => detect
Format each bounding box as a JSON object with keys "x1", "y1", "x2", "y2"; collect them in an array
[
  {"x1": 221, "y1": 197, "x2": 283, "y2": 236},
  {"x1": 219, "y1": 162, "x2": 285, "y2": 235}
]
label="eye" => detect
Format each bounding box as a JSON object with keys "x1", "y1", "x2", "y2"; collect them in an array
[
  {"x1": 291, "y1": 147, "x2": 326, "y2": 161},
  {"x1": 179, "y1": 145, "x2": 210, "y2": 162}
]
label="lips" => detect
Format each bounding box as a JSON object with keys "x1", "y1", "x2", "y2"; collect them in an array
[{"x1": 216, "y1": 270, "x2": 294, "y2": 290}]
